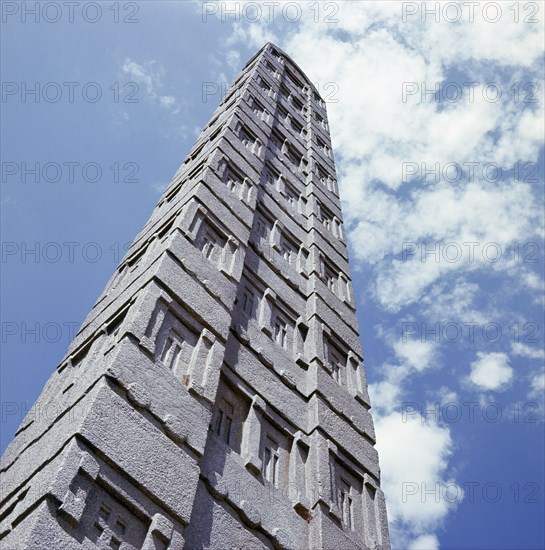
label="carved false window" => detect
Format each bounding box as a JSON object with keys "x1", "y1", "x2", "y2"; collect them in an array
[
  {"x1": 264, "y1": 164, "x2": 279, "y2": 188},
  {"x1": 224, "y1": 167, "x2": 241, "y2": 193},
  {"x1": 286, "y1": 189, "x2": 296, "y2": 209},
  {"x1": 265, "y1": 61, "x2": 280, "y2": 80},
  {"x1": 315, "y1": 112, "x2": 328, "y2": 130},
  {"x1": 221, "y1": 161, "x2": 251, "y2": 204},
  {"x1": 257, "y1": 75, "x2": 274, "y2": 98},
  {"x1": 263, "y1": 436, "x2": 280, "y2": 486},
  {"x1": 215, "y1": 397, "x2": 234, "y2": 445},
  {"x1": 286, "y1": 68, "x2": 304, "y2": 94},
  {"x1": 274, "y1": 316, "x2": 288, "y2": 350},
  {"x1": 237, "y1": 123, "x2": 261, "y2": 155},
  {"x1": 329, "y1": 347, "x2": 343, "y2": 385},
  {"x1": 290, "y1": 116, "x2": 303, "y2": 136},
  {"x1": 160, "y1": 331, "x2": 184, "y2": 371},
  {"x1": 317, "y1": 137, "x2": 331, "y2": 158},
  {"x1": 241, "y1": 285, "x2": 260, "y2": 319},
  {"x1": 211, "y1": 379, "x2": 250, "y2": 454},
  {"x1": 322, "y1": 214, "x2": 332, "y2": 232},
  {"x1": 254, "y1": 212, "x2": 272, "y2": 242},
  {"x1": 240, "y1": 128, "x2": 253, "y2": 150},
  {"x1": 270, "y1": 130, "x2": 284, "y2": 155},
  {"x1": 271, "y1": 48, "x2": 285, "y2": 64},
  {"x1": 286, "y1": 143, "x2": 303, "y2": 168},
  {"x1": 283, "y1": 181, "x2": 300, "y2": 211},
  {"x1": 259, "y1": 419, "x2": 290, "y2": 489},
  {"x1": 251, "y1": 96, "x2": 270, "y2": 123},
  {"x1": 201, "y1": 231, "x2": 219, "y2": 260},
  {"x1": 330, "y1": 457, "x2": 364, "y2": 533},
  {"x1": 279, "y1": 233, "x2": 298, "y2": 267},
  {"x1": 292, "y1": 96, "x2": 304, "y2": 114},
  {"x1": 325, "y1": 336, "x2": 348, "y2": 386},
  {"x1": 154, "y1": 310, "x2": 198, "y2": 384},
  {"x1": 323, "y1": 262, "x2": 338, "y2": 295},
  {"x1": 313, "y1": 91, "x2": 326, "y2": 108},
  {"x1": 318, "y1": 254, "x2": 337, "y2": 289},
  {"x1": 338, "y1": 479, "x2": 354, "y2": 530},
  {"x1": 84, "y1": 490, "x2": 147, "y2": 549},
  {"x1": 316, "y1": 164, "x2": 331, "y2": 189},
  {"x1": 196, "y1": 222, "x2": 226, "y2": 268},
  {"x1": 318, "y1": 203, "x2": 342, "y2": 239}
]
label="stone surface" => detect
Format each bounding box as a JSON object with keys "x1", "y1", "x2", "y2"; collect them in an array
[{"x1": 0, "y1": 43, "x2": 390, "y2": 549}]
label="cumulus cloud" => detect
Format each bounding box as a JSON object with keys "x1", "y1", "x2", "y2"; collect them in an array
[
  {"x1": 370, "y1": 378, "x2": 405, "y2": 415},
  {"x1": 369, "y1": 362, "x2": 414, "y2": 416},
  {"x1": 369, "y1": 328, "x2": 439, "y2": 415},
  {"x1": 393, "y1": 338, "x2": 437, "y2": 372},
  {"x1": 375, "y1": 412, "x2": 462, "y2": 547},
  {"x1": 468, "y1": 352, "x2": 513, "y2": 391},
  {"x1": 408, "y1": 533, "x2": 440, "y2": 550},
  {"x1": 356, "y1": 178, "x2": 541, "y2": 312}
]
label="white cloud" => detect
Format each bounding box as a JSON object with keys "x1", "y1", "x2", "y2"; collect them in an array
[
  {"x1": 369, "y1": 377, "x2": 404, "y2": 415},
  {"x1": 468, "y1": 352, "x2": 513, "y2": 391},
  {"x1": 375, "y1": 412, "x2": 461, "y2": 547},
  {"x1": 408, "y1": 533, "x2": 440, "y2": 550},
  {"x1": 528, "y1": 370, "x2": 545, "y2": 400},
  {"x1": 512, "y1": 342, "x2": 545, "y2": 360},
  {"x1": 369, "y1": 329, "x2": 439, "y2": 415},
  {"x1": 434, "y1": 386, "x2": 458, "y2": 407},
  {"x1": 122, "y1": 58, "x2": 180, "y2": 112},
  {"x1": 122, "y1": 59, "x2": 155, "y2": 94},
  {"x1": 420, "y1": 279, "x2": 488, "y2": 324},
  {"x1": 522, "y1": 270, "x2": 544, "y2": 292},
  {"x1": 225, "y1": 48, "x2": 242, "y2": 72},
  {"x1": 393, "y1": 338, "x2": 437, "y2": 372},
  {"x1": 159, "y1": 95, "x2": 176, "y2": 109},
  {"x1": 355, "y1": 179, "x2": 542, "y2": 312}
]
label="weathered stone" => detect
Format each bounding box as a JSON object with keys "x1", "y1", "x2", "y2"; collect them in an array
[{"x1": 0, "y1": 42, "x2": 390, "y2": 549}]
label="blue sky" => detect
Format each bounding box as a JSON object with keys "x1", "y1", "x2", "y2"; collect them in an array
[{"x1": 1, "y1": 2, "x2": 544, "y2": 549}]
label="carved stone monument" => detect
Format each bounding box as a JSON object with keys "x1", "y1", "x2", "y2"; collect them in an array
[{"x1": 0, "y1": 43, "x2": 390, "y2": 549}]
